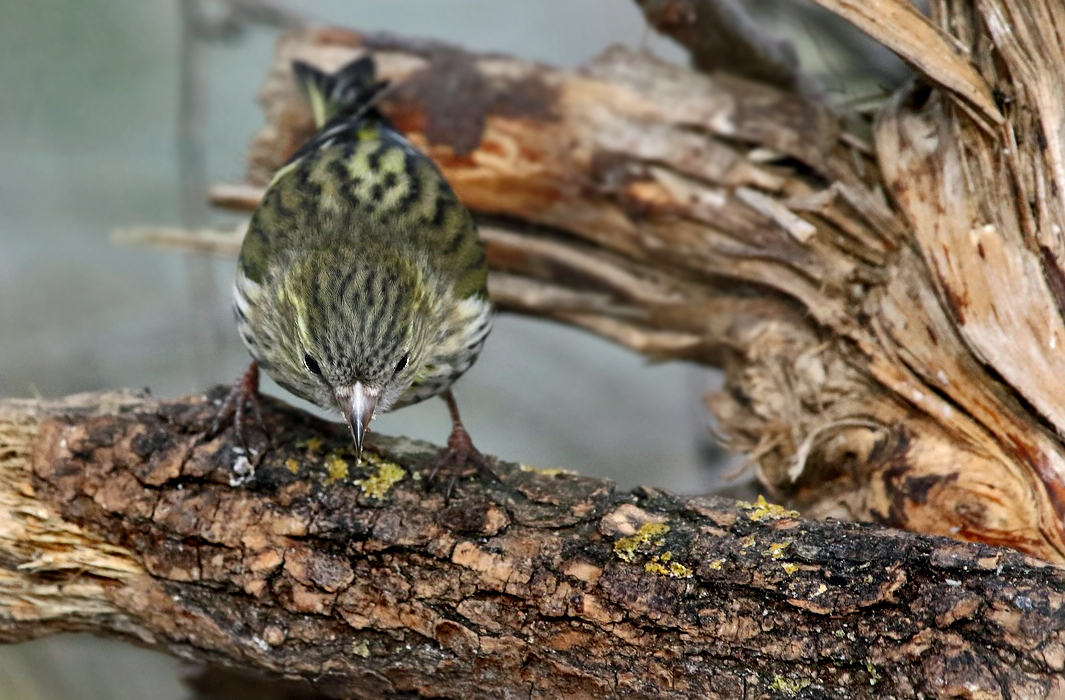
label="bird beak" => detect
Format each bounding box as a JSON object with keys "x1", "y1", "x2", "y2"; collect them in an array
[{"x1": 336, "y1": 382, "x2": 378, "y2": 462}]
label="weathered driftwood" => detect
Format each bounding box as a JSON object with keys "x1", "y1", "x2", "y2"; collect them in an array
[
  {"x1": 633, "y1": 0, "x2": 821, "y2": 98},
  {"x1": 177, "y1": 0, "x2": 1065, "y2": 565},
  {"x1": 4, "y1": 391, "x2": 1065, "y2": 699}
]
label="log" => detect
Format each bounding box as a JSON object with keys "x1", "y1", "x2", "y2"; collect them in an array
[
  {"x1": 174, "y1": 0, "x2": 1065, "y2": 565},
  {"x1": 3, "y1": 391, "x2": 1065, "y2": 699},
  {"x1": 633, "y1": 0, "x2": 821, "y2": 98}
]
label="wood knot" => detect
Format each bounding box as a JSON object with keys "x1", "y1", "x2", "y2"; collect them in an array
[{"x1": 438, "y1": 499, "x2": 509, "y2": 535}]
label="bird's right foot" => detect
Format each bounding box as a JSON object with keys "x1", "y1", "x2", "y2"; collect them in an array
[{"x1": 210, "y1": 362, "x2": 271, "y2": 456}]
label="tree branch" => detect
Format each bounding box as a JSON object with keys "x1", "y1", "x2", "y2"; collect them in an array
[
  {"x1": 633, "y1": 0, "x2": 822, "y2": 98},
  {"x1": 806, "y1": 0, "x2": 1002, "y2": 126},
  {"x1": 3, "y1": 391, "x2": 1065, "y2": 699},
  {"x1": 157, "y1": 14, "x2": 1065, "y2": 567}
]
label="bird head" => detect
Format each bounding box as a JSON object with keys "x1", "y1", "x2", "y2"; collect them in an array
[{"x1": 268, "y1": 249, "x2": 438, "y2": 459}]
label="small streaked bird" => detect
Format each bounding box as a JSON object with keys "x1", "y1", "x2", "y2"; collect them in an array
[{"x1": 220, "y1": 54, "x2": 494, "y2": 474}]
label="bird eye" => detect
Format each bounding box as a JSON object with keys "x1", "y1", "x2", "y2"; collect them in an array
[
  {"x1": 393, "y1": 352, "x2": 409, "y2": 377},
  {"x1": 304, "y1": 353, "x2": 322, "y2": 376}
]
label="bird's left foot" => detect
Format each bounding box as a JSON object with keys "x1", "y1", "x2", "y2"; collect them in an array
[{"x1": 424, "y1": 390, "x2": 500, "y2": 499}]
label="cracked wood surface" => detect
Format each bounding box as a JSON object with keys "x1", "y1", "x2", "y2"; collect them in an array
[{"x1": 3, "y1": 391, "x2": 1065, "y2": 699}]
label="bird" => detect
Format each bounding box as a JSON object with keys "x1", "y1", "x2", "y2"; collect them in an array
[{"x1": 218, "y1": 54, "x2": 494, "y2": 478}]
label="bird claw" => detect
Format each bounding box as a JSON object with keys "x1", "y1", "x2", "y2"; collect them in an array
[
  {"x1": 423, "y1": 421, "x2": 500, "y2": 502},
  {"x1": 210, "y1": 362, "x2": 272, "y2": 457}
]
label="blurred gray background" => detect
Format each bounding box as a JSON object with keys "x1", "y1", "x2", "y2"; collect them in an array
[{"x1": 0, "y1": 1, "x2": 906, "y2": 697}]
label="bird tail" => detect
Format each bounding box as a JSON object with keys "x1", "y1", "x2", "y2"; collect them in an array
[{"x1": 292, "y1": 56, "x2": 389, "y2": 129}]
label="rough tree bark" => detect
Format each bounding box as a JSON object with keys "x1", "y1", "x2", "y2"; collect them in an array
[
  {"x1": 4, "y1": 391, "x2": 1065, "y2": 699},
  {"x1": 184, "y1": 0, "x2": 1065, "y2": 565}
]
